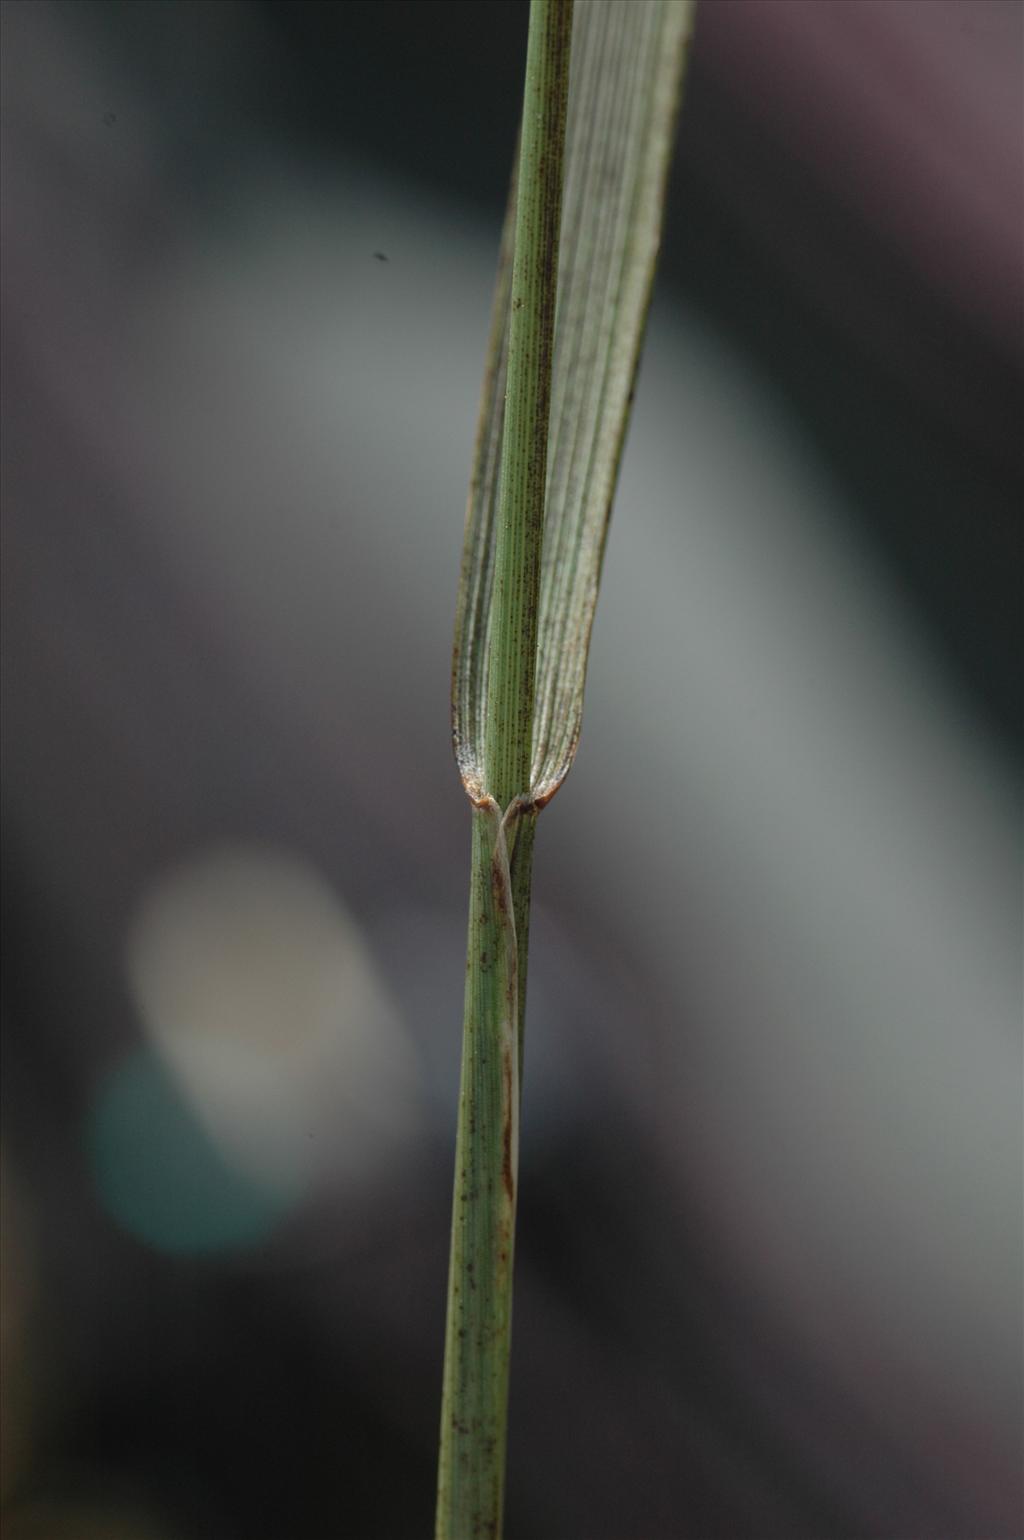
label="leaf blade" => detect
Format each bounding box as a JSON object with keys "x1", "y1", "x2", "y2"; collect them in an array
[{"x1": 453, "y1": 0, "x2": 696, "y2": 810}]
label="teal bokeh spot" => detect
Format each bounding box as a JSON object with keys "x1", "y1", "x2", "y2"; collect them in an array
[{"x1": 87, "y1": 1046, "x2": 291, "y2": 1255}]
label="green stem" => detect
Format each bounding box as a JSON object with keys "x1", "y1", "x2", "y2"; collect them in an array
[
  {"x1": 509, "y1": 810, "x2": 537, "y2": 1083},
  {"x1": 435, "y1": 804, "x2": 519, "y2": 1540},
  {"x1": 436, "y1": 3, "x2": 571, "y2": 1536}
]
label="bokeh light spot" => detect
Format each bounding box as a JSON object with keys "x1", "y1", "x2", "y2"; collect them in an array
[
  {"x1": 121, "y1": 844, "x2": 421, "y2": 1198},
  {"x1": 87, "y1": 1045, "x2": 293, "y2": 1256}
]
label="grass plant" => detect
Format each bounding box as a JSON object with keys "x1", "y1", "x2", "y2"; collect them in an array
[{"x1": 436, "y1": 3, "x2": 695, "y2": 1534}]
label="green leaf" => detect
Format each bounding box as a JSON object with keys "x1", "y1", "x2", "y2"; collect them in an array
[
  {"x1": 438, "y1": 6, "x2": 694, "y2": 1535},
  {"x1": 438, "y1": 5, "x2": 573, "y2": 1536},
  {"x1": 453, "y1": 0, "x2": 696, "y2": 812}
]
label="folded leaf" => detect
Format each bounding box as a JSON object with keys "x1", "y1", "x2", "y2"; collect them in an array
[{"x1": 453, "y1": 0, "x2": 695, "y2": 810}]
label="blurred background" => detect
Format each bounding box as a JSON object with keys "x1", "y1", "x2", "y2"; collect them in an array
[{"x1": 1, "y1": 1, "x2": 1021, "y2": 1536}]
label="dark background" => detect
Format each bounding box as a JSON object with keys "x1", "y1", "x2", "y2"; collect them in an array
[{"x1": 2, "y1": 2, "x2": 1021, "y2": 1537}]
